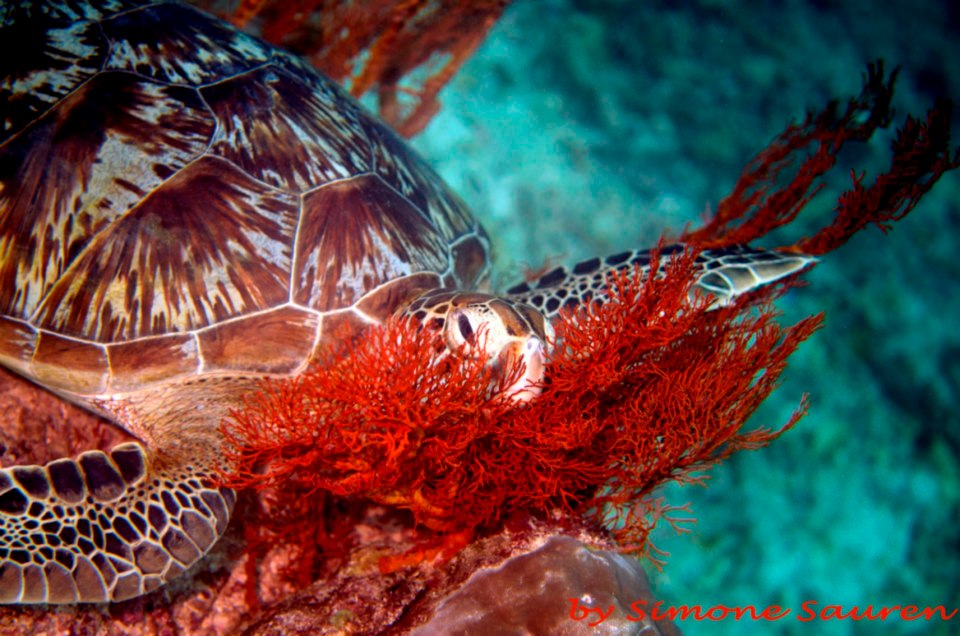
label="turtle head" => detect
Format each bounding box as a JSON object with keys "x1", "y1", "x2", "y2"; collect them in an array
[{"x1": 403, "y1": 290, "x2": 555, "y2": 403}]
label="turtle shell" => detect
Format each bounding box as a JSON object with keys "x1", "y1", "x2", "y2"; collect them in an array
[{"x1": 0, "y1": 0, "x2": 490, "y2": 398}]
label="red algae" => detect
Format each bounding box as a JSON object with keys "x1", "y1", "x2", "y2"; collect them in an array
[
  {"x1": 221, "y1": 251, "x2": 822, "y2": 563},
  {"x1": 684, "y1": 62, "x2": 959, "y2": 254}
]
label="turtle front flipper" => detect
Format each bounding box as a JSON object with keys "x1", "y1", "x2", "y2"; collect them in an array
[
  {"x1": 0, "y1": 442, "x2": 234, "y2": 604},
  {"x1": 506, "y1": 244, "x2": 816, "y2": 321}
]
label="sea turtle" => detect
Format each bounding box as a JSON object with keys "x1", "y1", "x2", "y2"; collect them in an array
[{"x1": 0, "y1": 0, "x2": 813, "y2": 604}]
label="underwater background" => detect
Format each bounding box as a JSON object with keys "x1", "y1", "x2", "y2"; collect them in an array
[{"x1": 412, "y1": 2, "x2": 959, "y2": 635}]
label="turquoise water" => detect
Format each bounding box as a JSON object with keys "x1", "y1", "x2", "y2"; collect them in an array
[{"x1": 415, "y1": 2, "x2": 960, "y2": 635}]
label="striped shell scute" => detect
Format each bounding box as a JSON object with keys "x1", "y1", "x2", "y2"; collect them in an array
[
  {"x1": 99, "y1": 3, "x2": 271, "y2": 85},
  {"x1": 1, "y1": 5, "x2": 105, "y2": 143},
  {"x1": 0, "y1": 0, "x2": 488, "y2": 395}
]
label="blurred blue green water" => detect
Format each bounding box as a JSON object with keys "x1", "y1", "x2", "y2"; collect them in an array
[{"x1": 415, "y1": 2, "x2": 960, "y2": 634}]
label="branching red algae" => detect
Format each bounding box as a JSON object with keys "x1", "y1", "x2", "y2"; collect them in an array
[
  {"x1": 221, "y1": 253, "x2": 821, "y2": 564},
  {"x1": 684, "y1": 62, "x2": 959, "y2": 254}
]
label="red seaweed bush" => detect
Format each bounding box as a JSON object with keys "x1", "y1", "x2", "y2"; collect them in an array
[
  {"x1": 684, "y1": 63, "x2": 959, "y2": 254},
  {"x1": 223, "y1": 252, "x2": 821, "y2": 561},
  {"x1": 220, "y1": 63, "x2": 958, "y2": 561}
]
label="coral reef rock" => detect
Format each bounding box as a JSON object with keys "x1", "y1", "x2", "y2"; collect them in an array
[
  {"x1": 408, "y1": 535, "x2": 680, "y2": 636},
  {"x1": 246, "y1": 517, "x2": 680, "y2": 635}
]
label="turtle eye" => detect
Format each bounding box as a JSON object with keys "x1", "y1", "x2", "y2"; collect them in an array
[
  {"x1": 457, "y1": 313, "x2": 475, "y2": 344},
  {"x1": 444, "y1": 308, "x2": 487, "y2": 356}
]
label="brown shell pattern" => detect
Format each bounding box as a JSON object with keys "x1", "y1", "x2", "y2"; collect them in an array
[{"x1": 0, "y1": 0, "x2": 490, "y2": 397}]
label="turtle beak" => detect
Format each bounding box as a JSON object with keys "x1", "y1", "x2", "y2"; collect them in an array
[{"x1": 500, "y1": 336, "x2": 547, "y2": 403}]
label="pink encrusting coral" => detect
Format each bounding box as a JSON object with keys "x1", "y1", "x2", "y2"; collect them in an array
[{"x1": 219, "y1": 63, "x2": 958, "y2": 567}]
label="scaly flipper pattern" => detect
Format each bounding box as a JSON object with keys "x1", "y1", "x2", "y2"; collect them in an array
[
  {"x1": 0, "y1": 442, "x2": 234, "y2": 603},
  {"x1": 506, "y1": 244, "x2": 816, "y2": 320}
]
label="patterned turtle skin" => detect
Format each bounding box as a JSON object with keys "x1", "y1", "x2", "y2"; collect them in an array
[{"x1": 0, "y1": 0, "x2": 813, "y2": 604}]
